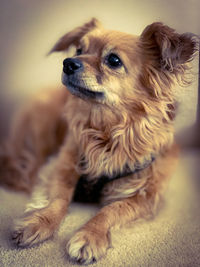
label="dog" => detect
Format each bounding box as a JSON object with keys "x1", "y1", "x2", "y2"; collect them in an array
[{"x1": 0, "y1": 18, "x2": 198, "y2": 264}]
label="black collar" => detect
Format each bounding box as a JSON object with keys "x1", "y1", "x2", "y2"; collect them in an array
[
  {"x1": 73, "y1": 155, "x2": 155, "y2": 203},
  {"x1": 105, "y1": 155, "x2": 155, "y2": 182}
]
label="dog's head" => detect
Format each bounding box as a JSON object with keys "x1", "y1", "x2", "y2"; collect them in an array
[{"x1": 50, "y1": 18, "x2": 197, "y2": 113}]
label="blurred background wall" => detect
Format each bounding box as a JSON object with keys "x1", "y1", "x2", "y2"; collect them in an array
[{"x1": 0, "y1": 0, "x2": 199, "y2": 140}]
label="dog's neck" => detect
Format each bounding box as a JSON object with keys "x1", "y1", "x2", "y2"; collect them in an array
[
  {"x1": 88, "y1": 104, "x2": 122, "y2": 131},
  {"x1": 66, "y1": 96, "x2": 173, "y2": 179}
]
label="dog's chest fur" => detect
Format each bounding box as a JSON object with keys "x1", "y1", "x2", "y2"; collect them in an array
[
  {"x1": 64, "y1": 95, "x2": 139, "y2": 178},
  {"x1": 60, "y1": 94, "x2": 157, "y2": 203}
]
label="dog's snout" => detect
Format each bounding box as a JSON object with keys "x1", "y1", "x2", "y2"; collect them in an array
[{"x1": 63, "y1": 58, "x2": 83, "y2": 75}]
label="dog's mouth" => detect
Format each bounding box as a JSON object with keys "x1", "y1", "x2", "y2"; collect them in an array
[
  {"x1": 62, "y1": 75, "x2": 104, "y2": 100},
  {"x1": 68, "y1": 81, "x2": 104, "y2": 99}
]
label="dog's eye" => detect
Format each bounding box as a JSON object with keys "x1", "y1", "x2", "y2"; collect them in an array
[
  {"x1": 106, "y1": 53, "x2": 122, "y2": 69},
  {"x1": 76, "y1": 48, "x2": 82, "y2": 55}
]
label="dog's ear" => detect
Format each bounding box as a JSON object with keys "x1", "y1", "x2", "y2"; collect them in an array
[
  {"x1": 49, "y1": 18, "x2": 101, "y2": 54},
  {"x1": 140, "y1": 22, "x2": 198, "y2": 72}
]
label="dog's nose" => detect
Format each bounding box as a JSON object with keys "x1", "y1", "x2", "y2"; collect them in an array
[{"x1": 63, "y1": 58, "x2": 83, "y2": 75}]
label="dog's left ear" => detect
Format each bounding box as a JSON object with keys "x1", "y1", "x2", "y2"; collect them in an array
[
  {"x1": 48, "y1": 18, "x2": 101, "y2": 54},
  {"x1": 140, "y1": 22, "x2": 198, "y2": 72}
]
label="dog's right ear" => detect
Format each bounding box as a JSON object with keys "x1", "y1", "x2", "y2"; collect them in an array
[{"x1": 48, "y1": 18, "x2": 101, "y2": 54}]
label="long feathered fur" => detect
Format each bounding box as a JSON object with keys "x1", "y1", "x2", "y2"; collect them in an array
[{"x1": 0, "y1": 19, "x2": 198, "y2": 265}]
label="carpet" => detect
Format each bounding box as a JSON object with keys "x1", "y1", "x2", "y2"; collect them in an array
[{"x1": 0, "y1": 150, "x2": 200, "y2": 267}]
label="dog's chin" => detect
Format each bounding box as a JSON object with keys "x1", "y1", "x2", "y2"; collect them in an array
[{"x1": 62, "y1": 74, "x2": 104, "y2": 101}]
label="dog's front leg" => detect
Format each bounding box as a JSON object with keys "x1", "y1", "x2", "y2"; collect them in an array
[
  {"x1": 12, "y1": 144, "x2": 79, "y2": 247},
  {"x1": 66, "y1": 188, "x2": 160, "y2": 265}
]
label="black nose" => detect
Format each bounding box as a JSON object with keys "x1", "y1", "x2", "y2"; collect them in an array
[{"x1": 63, "y1": 58, "x2": 83, "y2": 75}]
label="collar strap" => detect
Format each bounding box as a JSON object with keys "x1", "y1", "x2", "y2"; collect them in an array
[
  {"x1": 107, "y1": 155, "x2": 155, "y2": 182},
  {"x1": 74, "y1": 155, "x2": 155, "y2": 203}
]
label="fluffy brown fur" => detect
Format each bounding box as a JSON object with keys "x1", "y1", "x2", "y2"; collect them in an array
[{"x1": 0, "y1": 18, "x2": 198, "y2": 264}]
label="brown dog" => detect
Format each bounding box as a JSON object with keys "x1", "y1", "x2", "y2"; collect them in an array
[{"x1": 0, "y1": 18, "x2": 198, "y2": 264}]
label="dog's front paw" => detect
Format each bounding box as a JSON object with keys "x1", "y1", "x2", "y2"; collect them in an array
[
  {"x1": 11, "y1": 212, "x2": 55, "y2": 247},
  {"x1": 66, "y1": 228, "x2": 111, "y2": 265}
]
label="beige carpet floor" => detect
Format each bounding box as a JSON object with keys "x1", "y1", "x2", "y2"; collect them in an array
[{"x1": 0, "y1": 150, "x2": 200, "y2": 267}]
